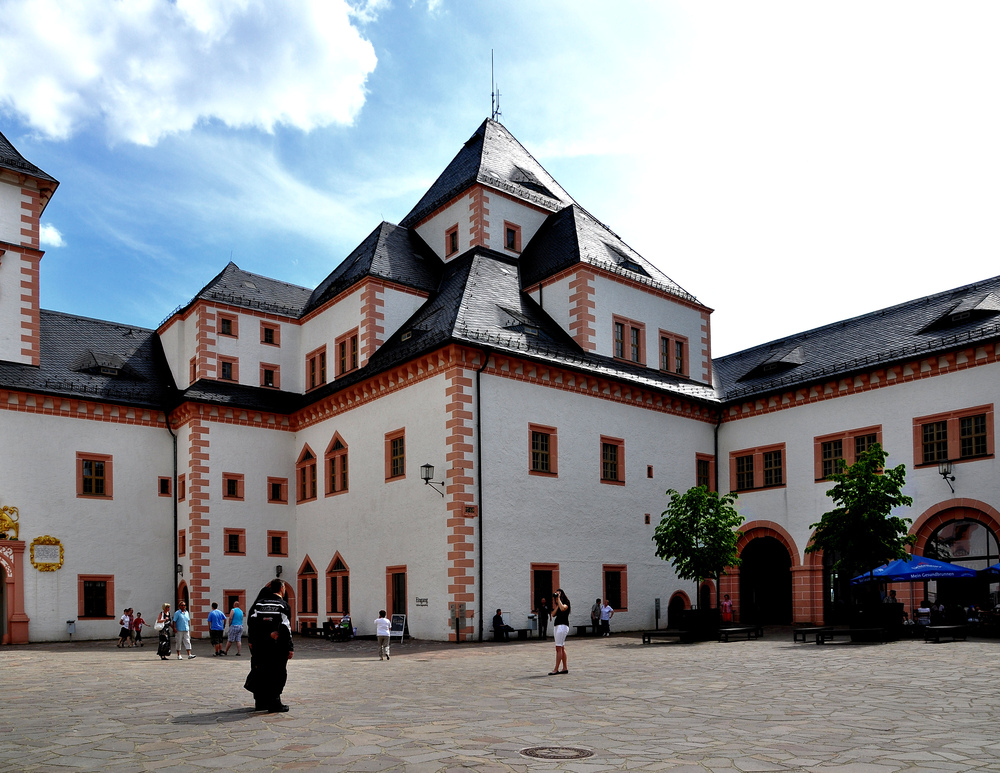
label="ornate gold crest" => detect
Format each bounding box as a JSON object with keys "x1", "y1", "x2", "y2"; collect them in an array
[
  {"x1": 30, "y1": 535, "x2": 64, "y2": 571},
  {"x1": 0, "y1": 505, "x2": 18, "y2": 540}
]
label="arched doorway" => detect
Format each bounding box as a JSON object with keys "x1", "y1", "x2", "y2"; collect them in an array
[
  {"x1": 739, "y1": 537, "x2": 793, "y2": 625},
  {"x1": 667, "y1": 592, "x2": 689, "y2": 629}
]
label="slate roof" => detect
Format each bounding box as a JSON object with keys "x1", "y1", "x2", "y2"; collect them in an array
[
  {"x1": 188, "y1": 262, "x2": 314, "y2": 319},
  {"x1": 305, "y1": 222, "x2": 441, "y2": 314},
  {"x1": 0, "y1": 129, "x2": 57, "y2": 184},
  {"x1": 317, "y1": 248, "x2": 718, "y2": 406},
  {"x1": 714, "y1": 275, "x2": 1000, "y2": 401},
  {"x1": 400, "y1": 120, "x2": 576, "y2": 228},
  {"x1": 519, "y1": 205, "x2": 701, "y2": 305},
  {"x1": 0, "y1": 311, "x2": 175, "y2": 408}
]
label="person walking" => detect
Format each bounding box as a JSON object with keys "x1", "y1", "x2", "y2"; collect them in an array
[
  {"x1": 548, "y1": 589, "x2": 571, "y2": 675},
  {"x1": 535, "y1": 597, "x2": 549, "y2": 640},
  {"x1": 208, "y1": 602, "x2": 226, "y2": 656},
  {"x1": 117, "y1": 609, "x2": 132, "y2": 648},
  {"x1": 155, "y1": 603, "x2": 172, "y2": 660},
  {"x1": 224, "y1": 601, "x2": 244, "y2": 656},
  {"x1": 246, "y1": 579, "x2": 294, "y2": 712},
  {"x1": 173, "y1": 600, "x2": 195, "y2": 659},
  {"x1": 600, "y1": 599, "x2": 614, "y2": 637},
  {"x1": 132, "y1": 611, "x2": 147, "y2": 647},
  {"x1": 375, "y1": 610, "x2": 392, "y2": 660}
]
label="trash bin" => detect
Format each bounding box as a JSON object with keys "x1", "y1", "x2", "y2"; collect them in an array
[{"x1": 66, "y1": 620, "x2": 76, "y2": 637}]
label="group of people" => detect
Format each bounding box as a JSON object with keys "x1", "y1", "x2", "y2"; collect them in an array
[
  {"x1": 589, "y1": 598, "x2": 615, "y2": 637},
  {"x1": 116, "y1": 608, "x2": 146, "y2": 648},
  {"x1": 149, "y1": 598, "x2": 246, "y2": 661}
]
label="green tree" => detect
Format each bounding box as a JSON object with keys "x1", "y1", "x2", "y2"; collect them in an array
[
  {"x1": 805, "y1": 443, "x2": 914, "y2": 583},
  {"x1": 653, "y1": 486, "x2": 744, "y2": 589}
]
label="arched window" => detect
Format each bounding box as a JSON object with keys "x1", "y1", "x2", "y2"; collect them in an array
[
  {"x1": 296, "y1": 445, "x2": 317, "y2": 503},
  {"x1": 925, "y1": 519, "x2": 1000, "y2": 570},
  {"x1": 325, "y1": 434, "x2": 349, "y2": 495},
  {"x1": 298, "y1": 558, "x2": 318, "y2": 615},
  {"x1": 326, "y1": 553, "x2": 350, "y2": 615}
]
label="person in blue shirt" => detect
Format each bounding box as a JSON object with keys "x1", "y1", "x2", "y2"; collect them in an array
[
  {"x1": 208, "y1": 602, "x2": 227, "y2": 656},
  {"x1": 173, "y1": 600, "x2": 194, "y2": 659},
  {"x1": 225, "y1": 601, "x2": 245, "y2": 656}
]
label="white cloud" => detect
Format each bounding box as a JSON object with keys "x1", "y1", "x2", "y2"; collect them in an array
[
  {"x1": 39, "y1": 223, "x2": 65, "y2": 247},
  {"x1": 0, "y1": 0, "x2": 378, "y2": 145}
]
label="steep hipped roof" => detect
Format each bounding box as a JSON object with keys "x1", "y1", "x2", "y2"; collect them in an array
[
  {"x1": 400, "y1": 119, "x2": 576, "y2": 227},
  {"x1": 519, "y1": 205, "x2": 702, "y2": 305},
  {"x1": 189, "y1": 262, "x2": 314, "y2": 319},
  {"x1": 0, "y1": 129, "x2": 57, "y2": 184},
  {"x1": 305, "y1": 222, "x2": 441, "y2": 313},
  {"x1": 715, "y1": 275, "x2": 1000, "y2": 400},
  {"x1": 0, "y1": 311, "x2": 175, "y2": 408}
]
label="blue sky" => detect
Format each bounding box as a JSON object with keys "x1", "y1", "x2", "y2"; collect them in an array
[{"x1": 2, "y1": 1, "x2": 999, "y2": 355}]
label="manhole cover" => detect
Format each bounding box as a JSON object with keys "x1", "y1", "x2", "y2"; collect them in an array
[{"x1": 521, "y1": 746, "x2": 594, "y2": 760}]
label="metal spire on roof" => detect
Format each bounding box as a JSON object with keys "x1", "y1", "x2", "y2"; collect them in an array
[{"x1": 491, "y1": 50, "x2": 502, "y2": 122}]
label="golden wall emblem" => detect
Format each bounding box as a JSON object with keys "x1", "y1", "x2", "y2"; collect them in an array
[
  {"x1": 0, "y1": 505, "x2": 18, "y2": 540},
  {"x1": 30, "y1": 535, "x2": 64, "y2": 571}
]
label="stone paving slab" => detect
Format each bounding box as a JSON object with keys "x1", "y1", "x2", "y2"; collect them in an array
[{"x1": 1, "y1": 631, "x2": 999, "y2": 771}]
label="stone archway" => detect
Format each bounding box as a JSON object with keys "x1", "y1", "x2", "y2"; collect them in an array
[
  {"x1": 667, "y1": 591, "x2": 690, "y2": 629},
  {"x1": 721, "y1": 521, "x2": 802, "y2": 625},
  {"x1": 0, "y1": 540, "x2": 29, "y2": 644}
]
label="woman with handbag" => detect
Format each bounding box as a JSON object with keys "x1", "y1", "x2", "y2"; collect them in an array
[{"x1": 155, "y1": 602, "x2": 173, "y2": 660}]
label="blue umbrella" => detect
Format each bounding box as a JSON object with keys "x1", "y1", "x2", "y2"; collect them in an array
[
  {"x1": 984, "y1": 562, "x2": 1000, "y2": 574},
  {"x1": 850, "y1": 556, "x2": 977, "y2": 585}
]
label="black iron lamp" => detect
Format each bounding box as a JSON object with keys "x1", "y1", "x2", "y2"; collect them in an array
[
  {"x1": 420, "y1": 463, "x2": 445, "y2": 497},
  {"x1": 938, "y1": 460, "x2": 955, "y2": 493}
]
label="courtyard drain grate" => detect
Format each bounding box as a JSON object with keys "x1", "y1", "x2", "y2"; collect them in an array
[{"x1": 520, "y1": 746, "x2": 594, "y2": 760}]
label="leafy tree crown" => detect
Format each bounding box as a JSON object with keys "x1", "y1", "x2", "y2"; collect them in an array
[{"x1": 653, "y1": 486, "x2": 743, "y2": 583}]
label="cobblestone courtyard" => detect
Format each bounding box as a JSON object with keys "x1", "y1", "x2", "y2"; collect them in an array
[{"x1": 1, "y1": 631, "x2": 998, "y2": 772}]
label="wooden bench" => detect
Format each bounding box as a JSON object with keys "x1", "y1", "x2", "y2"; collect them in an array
[
  {"x1": 574, "y1": 624, "x2": 593, "y2": 637},
  {"x1": 793, "y1": 626, "x2": 832, "y2": 643},
  {"x1": 816, "y1": 627, "x2": 889, "y2": 644},
  {"x1": 299, "y1": 622, "x2": 323, "y2": 637},
  {"x1": 925, "y1": 625, "x2": 967, "y2": 643},
  {"x1": 718, "y1": 625, "x2": 762, "y2": 642},
  {"x1": 642, "y1": 629, "x2": 686, "y2": 644},
  {"x1": 324, "y1": 622, "x2": 351, "y2": 642}
]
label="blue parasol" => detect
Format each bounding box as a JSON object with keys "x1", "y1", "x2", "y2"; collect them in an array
[{"x1": 850, "y1": 556, "x2": 977, "y2": 585}]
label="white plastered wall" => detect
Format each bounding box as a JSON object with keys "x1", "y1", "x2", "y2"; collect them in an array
[
  {"x1": 479, "y1": 372, "x2": 717, "y2": 632},
  {"x1": 414, "y1": 193, "x2": 473, "y2": 261},
  {"x1": 0, "y1": 409, "x2": 174, "y2": 641},
  {"x1": 483, "y1": 194, "x2": 549, "y2": 256},
  {"x1": 718, "y1": 357, "x2": 1000, "y2": 562}
]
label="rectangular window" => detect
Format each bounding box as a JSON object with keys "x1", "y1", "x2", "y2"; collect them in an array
[
  {"x1": 306, "y1": 346, "x2": 327, "y2": 391},
  {"x1": 503, "y1": 221, "x2": 522, "y2": 253},
  {"x1": 659, "y1": 330, "x2": 689, "y2": 377},
  {"x1": 158, "y1": 476, "x2": 172, "y2": 497},
  {"x1": 78, "y1": 574, "x2": 114, "y2": 619},
  {"x1": 260, "y1": 363, "x2": 280, "y2": 389},
  {"x1": 219, "y1": 356, "x2": 238, "y2": 381},
  {"x1": 336, "y1": 330, "x2": 359, "y2": 377},
  {"x1": 385, "y1": 429, "x2": 406, "y2": 480},
  {"x1": 222, "y1": 473, "x2": 244, "y2": 501},
  {"x1": 763, "y1": 449, "x2": 783, "y2": 487},
  {"x1": 529, "y1": 424, "x2": 558, "y2": 476},
  {"x1": 261, "y1": 322, "x2": 280, "y2": 346},
  {"x1": 446, "y1": 224, "x2": 459, "y2": 256},
  {"x1": 267, "y1": 530, "x2": 288, "y2": 557},
  {"x1": 77, "y1": 452, "x2": 113, "y2": 499},
  {"x1": 731, "y1": 443, "x2": 787, "y2": 492},
  {"x1": 178, "y1": 530, "x2": 186, "y2": 556},
  {"x1": 603, "y1": 565, "x2": 628, "y2": 610},
  {"x1": 914, "y1": 406, "x2": 993, "y2": 467},
  {"x1": 600, "y1": 436, "x2": 625, "y2": 484},
  {"x1": 735, "y1": 454, "x2": 754, "y2": 491},
  {"x1": 696, "y1": 453, "x2": 716, "y2": 491},
  {"x1": 267, "y1": 477, "x2": 288, "y2": 504},
  {"x1": 178, "y1": 474, "x2": 186, "y2": 501},
  {"x1": 189, "y1": 357, "x2": 196, "y2": 385},
  {"x1": 814, "y1": 427, "x2": 882, "y2": 481},
  {"x1": 612, "y1": 316, "x2": 644, "y2": 364},
  {"x1": 223, "y1": 528, "x2": 246, "y2": 556},
  {"x1": 821, "y1": 439, "x2": 843, "y2": 479},
  {"x1": 218, "y1": 313, "x2": 238, "y2": 337}
]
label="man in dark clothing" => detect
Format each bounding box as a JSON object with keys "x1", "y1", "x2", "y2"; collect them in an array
[
  {"x1": 246, "y1": 579, "x2": 294, "y2": 712},
  {"x1": 536, "y1": 598, "x2": 549, "y2": 640}
]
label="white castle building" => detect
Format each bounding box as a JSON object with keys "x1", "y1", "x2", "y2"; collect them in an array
[{"x1": 1, "y1": 121, "x2": 997, "y2": 643}]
